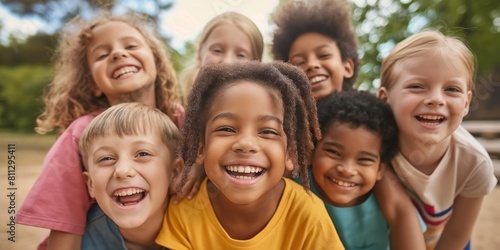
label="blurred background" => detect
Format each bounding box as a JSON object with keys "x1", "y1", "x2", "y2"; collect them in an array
[{"x1": 0, "y1": 0, "x2": 499, "y2": 249}]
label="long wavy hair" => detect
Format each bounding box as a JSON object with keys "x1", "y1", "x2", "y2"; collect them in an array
[{"x1": 36, "y1": 11, "x2": 180, "y2": 135}]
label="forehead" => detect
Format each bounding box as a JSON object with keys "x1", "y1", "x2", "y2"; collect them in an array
[
  {"x1": 209, "y1": 80, "x2": 283, "y2": 114},
  {"x1": 87, "y1": 21, "x2": 145, "y2": 47},
  {"x1": 323, "y1": 123, "x2": 381, "y2": 150}
]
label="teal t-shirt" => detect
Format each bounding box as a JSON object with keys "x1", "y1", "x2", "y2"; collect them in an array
[{"x1": 301, "y1": 170, "x2": 426, "y2": 250}]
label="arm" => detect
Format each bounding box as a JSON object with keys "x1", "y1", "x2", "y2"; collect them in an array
[
  {"x1": 47, "y1": 230, "x2": 82, "y2": 250},
  {"x1": 169, "y1": 162, "x2": 205, "y2": 204},
  {"x1": 374, "y1": 166, "x2": 426, "y2": 250},
  {"x1": 434, "y1": 195, "x2": 483, "y2": 250}
]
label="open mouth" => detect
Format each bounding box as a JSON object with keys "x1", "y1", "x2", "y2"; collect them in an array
[
  {"x1": 112, "y1": 66, "x2": 139, "y2": 79},
  {"x1": 225, "y1": 165, "x2": 265, "y2": 180},
  {"x1": 112, "y1": 187, "x2": 147, "y2": 206},
  {"x1": 415, "y1": 115, "x2": 446, "y2": 125},
  {"x1": 309, "y1": 75, "x2": 327, "y2": 84},
  {"x1": 329, "y1": 177, "x2": 356, "y2": 187}
]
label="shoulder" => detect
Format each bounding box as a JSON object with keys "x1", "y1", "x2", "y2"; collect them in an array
[
  {"x1": 452, "y1": 126, "x2": 492, "y2": 165},
  {"x1": 83, "y1": 204, "x2": 125, "y2": 250},
  {"x1": 282, "y1": 178, "x2": 328, "y2": 216},
  {"x1": 66, "y1": 112, "x2": 102, "y2": 139}
]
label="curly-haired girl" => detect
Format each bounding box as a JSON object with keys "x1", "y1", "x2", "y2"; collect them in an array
[{"x1": 17, "y1": 11, "x2": 184, "y2": 249}]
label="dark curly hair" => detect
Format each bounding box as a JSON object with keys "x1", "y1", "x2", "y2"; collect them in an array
[
  {"x1": 180, "y1": 61, "x2": 320, "y2": 191},
  {"x1": 316, "y1": 90, "x2": 398, "y2": 164},
  {"x1": 271, "y1": 0, "x2": 360, "y2": 90}
]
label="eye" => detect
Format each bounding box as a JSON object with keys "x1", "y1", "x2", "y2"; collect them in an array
[
  {"x1": 358, "y1": 158, "x2": 376, "y2": 166},
  {"x1": 136, "y1": 151, "x2": 151, "y2": 157},
  {"x1": 97, "y1": 156, "x2": 115, "y2": 163},
  {"x1": 318, "y1": 53, "x2": 331, "y2": 59},
  {"x1": 325, "y1": 149, "x2": 341, "y2": 158},
  {"x1": 96, "y1": 53, "x2": 109, "y2": 60},
  {"x1": 407, "y1": 83, "x2": 424, "y2": 89},
  {"x1": 259, "y1": 128, "x2": 279, "y2": 137},
  {"x1": 212, "y1": 48, "x2": 223, "y2": 53},
  {"x1": 236, "y1": 52, "x2": 247, "y2": 58},
  {"x1": 126, "y1": 44, "x2": 138, "y2": 50},
  {"x1": 445, "y1": 86, "x2": 463, "y2": 93},
  {"x1": 290, "y1": 59, "x2": 305, "y2": 67},
  {"x1": 216, "y1": 127, "x2": 235, "y2": 133}
]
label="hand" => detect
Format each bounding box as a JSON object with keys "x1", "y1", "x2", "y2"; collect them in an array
[{"x1": 169, "y1": 163, "x2": 205, "y2": 204}]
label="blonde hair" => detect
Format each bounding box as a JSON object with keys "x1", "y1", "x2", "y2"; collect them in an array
[
  {"x1": 381, "y1": 30, "x2": 475, "y2": 91},
  {"x1": 79, "y1": 102, "x2": 180, "y2": 169},
  {"x1": 180, "y1": 11, "x2": 264, "y2": 100},
  {"x1": 36, "y1": 11, "x2": 180, "y2": 135}
]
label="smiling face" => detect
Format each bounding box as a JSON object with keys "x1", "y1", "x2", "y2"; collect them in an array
[
  {"x1": 199, "y1": 22, "x2": 254, "y2": 66},
  {"x1": 312, "y1": 123, "x2": 383, "y2": 207},
  {"x1": 86, "y1": 21, "x2": 157, "y2": 105},
  {"x1": 378, "y1": 51, "x2": 472, "y2": 148},
  {"x1": 196, "y1": 81, "x2": 293, "y2": 205},
  {"x1": 288, "y1": 32, "x2": 354, "y2": 101},
  {"x1": 83, "y1": 133, "x2": 174, "y2": 229}
]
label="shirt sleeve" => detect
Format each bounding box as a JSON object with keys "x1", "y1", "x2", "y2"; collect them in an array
[{"x1": 16, "y1": 117, "x2": 94, "y2": 235}]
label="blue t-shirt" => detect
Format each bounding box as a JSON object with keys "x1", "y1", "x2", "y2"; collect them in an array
[
  {"x1": 82, "y1": 203, "x2": 128, "y2": 250},
  {"x1": 304, "y1": 170, "x2": 426, "y2": 250}
]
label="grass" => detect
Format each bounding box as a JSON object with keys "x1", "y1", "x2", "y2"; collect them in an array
[{"x1": 1, "y1": 132, "x2": 56, "y2": 166}]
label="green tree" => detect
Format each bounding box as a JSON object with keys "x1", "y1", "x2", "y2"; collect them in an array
[{"x1": 352, "y1": 0, "x2": 500, "y2": 90}]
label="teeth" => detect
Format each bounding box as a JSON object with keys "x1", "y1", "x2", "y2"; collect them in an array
[
  {"x1": 419, "y1": 115, "x2": 444, "y2": 120},
  {"x1": 226, "y1": 165, "x2": 263, "y2": 173},
  {"x1": 113, "y1": 66, "x2": 139, "y2": 79},
  {"x1": 113, "y1": 187, "x2": 144, "y2": 197},
  {"x1": 332, "y1": 178, "x2": 356, "y2": 187},
  {"x1": 309, "y1": 75, "x2": 327, "y2": 84}
]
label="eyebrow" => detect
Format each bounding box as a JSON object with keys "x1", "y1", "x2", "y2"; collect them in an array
[{"x1": 211, "y1": 112, "x2": 283, "y2": 125}]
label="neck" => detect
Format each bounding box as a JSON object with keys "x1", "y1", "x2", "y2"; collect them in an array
[
  {"x1": 109, "y1": 84, "x2": 157, "y2": 108},
  {"x1": 209, "y1": 179, "x2": 285, "y2": 240},
  {"x1": 398, "y1": 135, "x2": 451, "y2": 175},
  {"x1": 119, "y1": 204, "x2": 166, "y2": 250}
]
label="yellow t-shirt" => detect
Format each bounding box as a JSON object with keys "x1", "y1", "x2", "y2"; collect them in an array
[{"x1": 156, "y1": 178, "x2": 344, "y2": 250}]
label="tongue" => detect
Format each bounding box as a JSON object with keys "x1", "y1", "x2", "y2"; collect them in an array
[{"x1": 118, "y1": 193, "x2": 144, "y2": 206}]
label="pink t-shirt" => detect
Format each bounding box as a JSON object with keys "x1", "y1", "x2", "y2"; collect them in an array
[{"x1": 17, "y1": 113, "x2": 98, "y2": 235}]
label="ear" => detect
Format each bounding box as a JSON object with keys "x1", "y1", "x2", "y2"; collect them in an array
[
  {"x1": 376, "y1": 162, "x2": 386, "y2": 181},
  {"x1": 285, "y1": 153, "x2": 294, "y2": 172},
  {"x1": 378, "y1": 87, "x2": 389, "y2": 103},
  {"x1": 463, "y1": 90, "x2": 472, "y2": 116},
  {"x1": 342, "y1": 59, "x2": 355, "y2": 79},
  {"x1": 195, "y1": 142, "x2": 205, "y2": 166},
  {"x1": 82, "y1": 171, "x2": 95, "y2": 198}
]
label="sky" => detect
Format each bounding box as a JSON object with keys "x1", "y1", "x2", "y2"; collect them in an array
[{"x1": 0, "y1": 0, "x2": 281, "y2": 51}]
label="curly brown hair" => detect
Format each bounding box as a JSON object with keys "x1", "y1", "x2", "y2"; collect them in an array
[
  {"x1": 36, "y1": 11, "x2": 180, "y2": 135},
  {"x1": 271, "y1": 0, "x2": 360, "y2": 90},
  {"x1": 180, "y1": 61, "x2": 320, "y2": 191}
]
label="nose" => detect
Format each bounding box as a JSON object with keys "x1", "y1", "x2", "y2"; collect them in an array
[
  {"x1": 114, "y1": 159, "x2": 136, "y2": 179},
  {"x1": 336, "y1": 163, "x2": 356, "y2": 177},
  {"x1": 424, "y1": 89, "x2": 445, "y2": 106},
  {"x1": 232, "y1": 132, "x2": 259, "y2": 154},
  {"x1": 111, "y1": 49, "x2": 127, "y2": 62},
  {"x1": 221, "y1": 53, "x2": 237, "y2": 64},
  {"x1": 304, "y1": 56, "x2": 320, "y2": 71}
]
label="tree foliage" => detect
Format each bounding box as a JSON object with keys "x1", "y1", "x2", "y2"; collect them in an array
[{"x1": 352, "y1": 0, "x2": 500, "y2": 90}]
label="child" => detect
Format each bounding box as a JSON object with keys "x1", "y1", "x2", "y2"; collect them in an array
[
  {"x1": 79, "y1": 102, "x2": 181, "y2": 250},
  {"x1": 179, "y1": 11, "x2": 263, "y2": 100},
  {"x1": 16, "y1": 12, "x2": 184, "y2": 249},
  {"x1": 310, "y1": 90, "x2": 425, "y2": 249},
  {"x1": 271, "y1": 0, "x2": 360, "y2": 100},
  {"x1": 156, "y1": 61, "x2": 344, "y2": 249},
  {"x1": 172, "y1": 11, "x2": 264, "y2": 202},
  {"x1": 378, "y1": 30, "x2": 497, "y2": 249}
]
